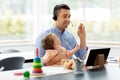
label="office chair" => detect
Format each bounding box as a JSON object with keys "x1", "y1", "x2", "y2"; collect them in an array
[{"x1": 0, "y1": 57, "x2": 25, "y2": 71}]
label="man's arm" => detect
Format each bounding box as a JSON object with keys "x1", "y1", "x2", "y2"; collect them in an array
[
  {"x1": 77, "y1": 23, "x2": 87, "y2": 59},
  {"x1": 77, "y1": 23, "x2": 86, "y2": 50}
]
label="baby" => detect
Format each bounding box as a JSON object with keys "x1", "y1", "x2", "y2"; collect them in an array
[{"x1": 41, "y1": 33, "x2": 80, "y2": 65}]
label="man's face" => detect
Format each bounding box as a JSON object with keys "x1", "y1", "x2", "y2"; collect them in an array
[{"x1": 56, "y1": 9, "x2": 71, "y2": 30}]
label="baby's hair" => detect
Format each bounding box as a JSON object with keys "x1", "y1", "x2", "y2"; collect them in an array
[{"x1": 41, "y1": 33, "x2": 55, "y2": 50}]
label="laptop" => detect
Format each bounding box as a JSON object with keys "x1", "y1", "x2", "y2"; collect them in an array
[{"x1": 86, "y1": 48, "x2": 110, "y2": 66}]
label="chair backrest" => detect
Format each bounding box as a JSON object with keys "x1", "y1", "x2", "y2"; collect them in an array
[{"x1": 0, "y1": 57, "x2": 25, "y2": 71}]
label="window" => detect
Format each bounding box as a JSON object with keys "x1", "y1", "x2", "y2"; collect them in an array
[
  {"x1": 84, "y1": 0, "x2": 120, "y2": 42},
  {"x1": 0, "y1": 0, "x2": 120, "y2": 46},
  {"x1": 41, "y1": 0, "x2": 120, "y2": 45},
  {"x1": 0, "y1": 0, "x2": 33, "y2": 42}
]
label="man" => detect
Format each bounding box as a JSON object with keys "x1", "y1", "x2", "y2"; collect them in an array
[{"x1": 35, "y1": 4, "x2": 87, "y2": 66}]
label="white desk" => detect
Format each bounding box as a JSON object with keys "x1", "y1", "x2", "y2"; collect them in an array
[
  {"x1": 0, "y1": 65, "x2": 73, "y2": 80},
  {"x1": 0, "y1": 51, "x2": 34, "y2": 61}
]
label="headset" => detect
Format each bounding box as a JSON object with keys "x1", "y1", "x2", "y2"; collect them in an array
[
  {"x1": 53, "y1": 4, "x2": 70, "y2": 21},
  {"x1": 52, "y1": 5, "x2": 58, "y2": 21}
]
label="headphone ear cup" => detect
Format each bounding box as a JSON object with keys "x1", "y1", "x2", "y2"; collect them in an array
[{"x1": 53, "y1": 15, "x2": 57, "y2": 21}]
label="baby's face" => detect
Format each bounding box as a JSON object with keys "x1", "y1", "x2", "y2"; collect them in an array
[{"x1": 52, "y1": 34, "x2": 61, "y2": 49}]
